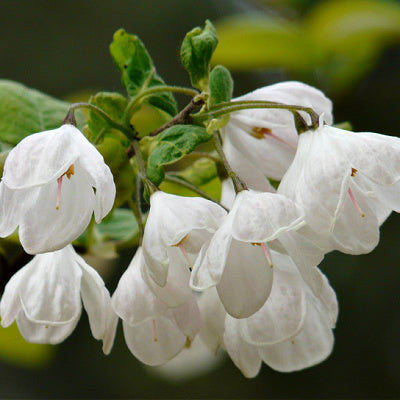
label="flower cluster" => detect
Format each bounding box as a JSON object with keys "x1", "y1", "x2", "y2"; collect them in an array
[{"x1": 0, "y1": 80, "x2": 398, "y2": 378}]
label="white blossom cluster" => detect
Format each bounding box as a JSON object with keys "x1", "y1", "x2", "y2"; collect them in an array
[{"x1": 1, "y1": 81, "x2": 399, "y2": 377}]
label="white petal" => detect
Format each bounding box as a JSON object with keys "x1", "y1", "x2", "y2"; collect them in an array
[
  {"x1": 0, "y1": 265, "x2": 26, "y2": 327},
  {"x1": 71, "y1": 128, "x2": 116, "y2": 223},
  {"x1": 222, "y1": 137, "x2": 275, "y2": 192},
  {"x1": 259, "y1": 293, "x2": 334, "y2": 372},
  {"x1": 217, "y1": 239, "x2": 273, "y2": 318},
  {"x1": 142, "y1": 191, "x2": 226, "y2": 286},
  {"x1": 239, "y1": 253, "x2": 306, "y2": 345},
  {"x1": 173, "y1": 296, "x2": 202, "y2": 341},
  {"x1": 76, "y1": 251, "x2": 117, "y2": 353},
  {"x1": 190, "y1": 239, "x2": 219, "y2": 291},
  {"x1": 122, "y1": 317, "x2": 186, "y2": 366},
  {"x1": 112, "y1": 248, "x2": 167, "y2": 325},
  {"x1": 0, "y1": 183, "x2": 32, "y2": 237},
  {"x1": 18, "y1": 247, "x2": 82, "y2": 325},
  {"x1": 2, "y1": 125, "x2": 80, "y2": 189},
  {"x1": 224, "y1": 316, "x2": 262, "y2": 378},
  {"x1": 232, "y1": 191, "x2": 305, "y2": 243},
  {"x1": 18, "y1": 166, "x2": 95, "y2": 254},
  {"x1": 16, "y1": 308, "x2": 81, "y2": 345},
  {"x1": 278, "y1": 129, "x2": 350, "y2": 234},
  {"x1": 198, "y1": 288, "x2": 226, "y2": 353},
  {"x1": 141, "y1": 247, "x2": 192, "y2": 308}
]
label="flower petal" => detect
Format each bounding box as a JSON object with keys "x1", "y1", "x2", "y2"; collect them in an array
[
  {"x1": 18, "y1": 246, "x2": 82, "y2": 325},
  {"x1": 0, "y1": 265, "x2": 26, "y2": 327},
  {"x1": 122, "y1": 317, "x2": 186, "y2": 366},
  {"x1": 18, "y1": 165, "x2": 95, "y2": 254},
  {"x1": 16, "y1": 309, "x2": 81, "y2": 345},
  {"x1": 224, "y1": 315, "x2": 262, "y2": 378},
  {"x1": 217, "y1": 239, "x2": 273, "y2": 318},
  {"x1": 112, "y1": 248, "x2": 167, "y2": 326},
  {"x1": 2, "y1": 125, "x2": 80, "y2": 189},
  {"x1": 141, "y1": 247, "x2": 192, "y2": 308},
  {"x1": 173, "y1": 296, "x2": 202, "y2": 341},
  {"x1": 258, "y1": 293, "x2": 334, "y2": 372},
  {"x1": 232, "y1": 191, "x2": 305, "y2": 243},
  {"x1": 239, "y1": 252, "x2": 306, "y2": 345},
  {"x1": 198, "y1": 288, "x2": 226, "y2": 353},
  {"x1": 76, "y1": 251, "x2": 117, "y2": 354}
]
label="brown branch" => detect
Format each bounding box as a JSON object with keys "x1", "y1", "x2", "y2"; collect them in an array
[{"x1": 125, "y1": 97, "x2": 205, "y2": 158}]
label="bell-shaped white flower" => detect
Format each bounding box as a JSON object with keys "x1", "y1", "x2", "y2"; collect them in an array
[
  {"x1": 278, "y1": 122, "x2": 400, "y2": 254},
  {"x1": 0, "y1": 124, "x2": 116, "y2": 254},
  {"x1": 191, "y1": 190, "x2": 326, "y2": 318},
  {"x1": 199, "y1": 252, "x2": 337, "y2": 377},
  {"x1": 0, "y1": 245, "x2": 118, "y2": 354},
  {"x1": 142, "y1": 191, "x2": 227, "y2": 287},
  {"x1": 221, "y1": 81, "x2": 333, "y2": 184},
  {"x1": 112, "y1": 248, "x2": 202, "y2": 366}
]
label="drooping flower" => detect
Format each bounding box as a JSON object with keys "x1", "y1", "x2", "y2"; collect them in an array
[
  {"x1": 221, "y1": 81, "x2": 333, "y2": 184},
  {"x1": 112, "y1": 247, "x2": 202, "y2": 366},
  {"x1": 0, "y1": 245, "x2": 118, "y2": 354},
  {"x1": 0, "y1": 124, "x2": 116, "y2": 254},
  {"x1": 278, "y1": 122, "x2": 400, "y2": 254},
  {"x1": 142, "y1": 191, "x2": 227, "y2": 287},
  {"x1": 190, "y1": 190, "x2": 326, "y2": 318},
  {"x1": 199, "y1": 252, "x2": 337, "y2": 377}
]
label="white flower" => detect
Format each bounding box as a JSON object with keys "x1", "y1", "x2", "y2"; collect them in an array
[
  {"x1": 190, "y1": 190, "x2": 326, "y2": 318},
  {"x1": 112, "y1": 248, "x2": 202, "y2": 366},
  {"x1": 278, "y1": 122, "x2": 400, "y2": 254},
  {"x1": 142, "y1": 191, "x2": 227, "y2": 287},
  {"x1": 0, "y1": 245, "x2": 118, "y2": 354},
  {"x1": 199, "y1": 252, "x2": 337, "y2": 377},
  {"x1": 0, "y1": 124, "x2": 116, "y2": 254},
  {"x1": 221, "y1": 81, "x2": 333, "y2": 183}
]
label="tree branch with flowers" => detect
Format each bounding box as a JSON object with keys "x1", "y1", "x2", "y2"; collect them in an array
[{"x1": 0, "y1": 19, "x2": 398, "y2": 378}]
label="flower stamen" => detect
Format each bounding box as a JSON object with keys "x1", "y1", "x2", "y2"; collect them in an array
[
  {"x1": 55, "y1": 164, "x2": 75, "y2": 210},
  {"x1": 178, "y1": 243, "x2": 193, "y2": 272},
  {"x1": 251, "y1": 126, "x2": 296, "y2": 150},
  {"x1": 152, "y1": 318, "x2": 158, "y2": 342},
  {"x1": 348, "y1": 187, "x2": 365, "y2": 217},
  {"x1": 257, "y1": 242, "x2": 274, "y2": 268}
]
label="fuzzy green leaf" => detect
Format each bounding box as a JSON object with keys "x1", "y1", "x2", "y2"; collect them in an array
[
  {"x1": 209, "y1": 65, "x2": 233, "y2": 107},
  {"x1": 0, "y1": 80, "x2": 69, "y2": 146},
  {"x1": 110, "y1": 29, "x2": 177, "y2": 117},
  {"x1": 181, "y1": 20, "x2": 218, "y2": 91},
  {"x1": 147, "y1": 124, "x2": 212, "y2": 185}
]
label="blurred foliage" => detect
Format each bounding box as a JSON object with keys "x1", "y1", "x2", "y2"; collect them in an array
[{"x1": 213, "y1": 0, "x2": 400, "y2": 96}]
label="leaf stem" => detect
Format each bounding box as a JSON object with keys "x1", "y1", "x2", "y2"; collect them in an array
[
  {"x1": 212, "y1": 130, "x2": 247, "y2": 193},
  {"x1": 68, "y1": 102, "x2": 137, "y2": 141},
  {"x1": 164, "y1": 173, "x2": 228, "y2": 211},
  {"x1": 149, "y1": 96, "x2": 205, "y2": 137},
  {"x1": 193, "y1": 100, "x2": 320, "y2": 129},
  {"x1": 125, "y1": 85, "x2": 200, "y2": 118}
]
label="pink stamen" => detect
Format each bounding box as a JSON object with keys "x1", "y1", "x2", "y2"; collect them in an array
[
  {"x1": 178, "y1": 243, "x2": 193, "y2": 272},
  {"x1": 152, "y1": 318, "x2": 158, "y2": 342},
  {"x1": 56, "y1": 175, "x2": 63, "y2": 210},
  {"x1": 267, "y1": 131, "x2": 297, "y2": 150},
  {"x1": 261, "y1": 243, "x2": 274, "y2": 268},
  {"x1": 348, "y1": 187, "x2": 365, "y2": 217}
]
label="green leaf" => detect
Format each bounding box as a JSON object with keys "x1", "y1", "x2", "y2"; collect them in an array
[
  {"x1": 209, "y1": 65, "x2": 233, "y2": 107},
  {"x1": 88, "y1": 92, "x2": 128, "y2": 142},
  {"x1": 96, "y1": 208, "x2": 138, "y2": 242},
  {"x1": 177, "y1": 157, "x2": 218, "y2": 186},
  {"x1": 181, "y1": 20, "x2": 218, "y2": 91},
  {"x1": 147, "y1": 124, "x2": 212, "y2": 185},
  {"x1": 96, "y1": 137, "x2": 135, "y2": 208},
  {"x1": 0, "y1": 80, "x2": 69, "y2": 146},
  {"x1": 110, "y1": 29, "x2": 177, "y2": 117}
]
